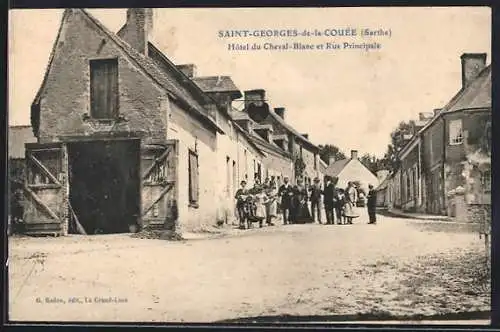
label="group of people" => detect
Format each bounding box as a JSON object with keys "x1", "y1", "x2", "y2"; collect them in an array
[
  {"x1": 235, "y1": 175, "x2": 377, "y2": 229},
  {"x1": 234, "y1": 177, "x2": 280, "y2": 229}
]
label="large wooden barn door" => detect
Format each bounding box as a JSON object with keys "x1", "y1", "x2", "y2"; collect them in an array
[
  {"x1": 23, "y1": 143, "x2": 69, "y2": 236},
  {"x1": 141, "y1": 140, "x2": 178, "y2": 230}
]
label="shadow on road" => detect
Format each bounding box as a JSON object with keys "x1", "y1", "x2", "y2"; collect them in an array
[{"x1": 217, "y1": 310, "x2": 490, "y2": 324}]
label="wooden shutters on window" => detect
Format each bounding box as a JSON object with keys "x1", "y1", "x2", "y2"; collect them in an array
[
  {"x1": 188, "y1": 150, "x2": 199, "y2": 205},
  {"x1": 90, "y1": 59, "x2": 119, "y2": 119}
]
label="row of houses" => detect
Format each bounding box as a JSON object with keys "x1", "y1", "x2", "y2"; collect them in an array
[
  {"x1": 10, "y1": 8, "x2": 332, "y2": 236},
  {"x1": 376, "y1": 53, "x2": 492, "y2": 224}
]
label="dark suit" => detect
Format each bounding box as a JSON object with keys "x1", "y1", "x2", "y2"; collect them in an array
[
  {"x1": 278, "y1": 184, "x2": 294, "y2": 224},
  {"x1": 310, "y1": 185, "x2": 322, "y2": 223},
  {"x1": 323, "y1": 182, "x2": 335, "y2": 224},
  {"x1": 367, "y1": 189, "x2": 377, "y2": 223}
]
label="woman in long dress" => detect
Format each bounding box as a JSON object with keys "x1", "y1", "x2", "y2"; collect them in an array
[
  {"x1": 344, "y1": 182, "x2": 359, "y2": 224},
  {"x1": 295, "y1": 180, "x2": 313, "y2": 224},
  {"x1": 254, "y1": 185, "x2": 267, "y2": 228},
  {"x1": 264, "y1": 180, "x2": 278, "y2": 225}
]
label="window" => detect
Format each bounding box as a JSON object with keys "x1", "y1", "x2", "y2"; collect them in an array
[
  {"x1": 90, "y1": 58, "x2": 119, "y2": 119},
  {"x1": 449, "y1": 119, "x2": 463, "y2": 145},
  {"x1": 481, "y1": 170, "x2": 491, "y2": 192},
  {"x1": 188, "y1": 150, "x2": 199, "y2": 206}
]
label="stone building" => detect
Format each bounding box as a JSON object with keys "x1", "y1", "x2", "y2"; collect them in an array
[
  {"x1": 232, "y1": 89, "x2": 322, "y2": 185},
  {"x1": 396, "y1": 53, "x2": 491, "y2": 219},
  {"x1": 25, "y1": 8, "x2": 265, "y2": 235}
]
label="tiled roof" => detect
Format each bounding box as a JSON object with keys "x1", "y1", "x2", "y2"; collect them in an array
[
  {"x1": 267, "y1": 111, "x2": 319, "y2": 151},
  {"x1": 32, "y1": 9, "x2": 222, "y2": 134},
  {"x1": 444, "y1": 65, "x2": 491, "y2": 113},
  {"x1": 399, "y1": 64, "x2": 491, "y2": 158},
  {"x1": 249, "y1": 134, "x2": 291, "y2": 158},
  {"x1": 9, "y1": 126, "x2": 37, "y2": 159},
  {"x1": 231, "y1": 111, "x2": 251, "y2": 121},
  {"x1": 324, "y1": 158, "x2": 351, "y2": 177},
  {"x1": 193, "y1": 76, "x2": 242, "y2": 96}
]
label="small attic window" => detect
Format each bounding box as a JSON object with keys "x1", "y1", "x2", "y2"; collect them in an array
[{"x1": 90, "y1": 58, "x2": 119, "y2": 120}]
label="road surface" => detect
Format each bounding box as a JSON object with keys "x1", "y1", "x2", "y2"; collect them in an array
[{"x1": 8, "y1": 211, "x2": 489, "y2": 323}]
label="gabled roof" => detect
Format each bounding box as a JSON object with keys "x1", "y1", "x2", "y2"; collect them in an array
[
  {"x1": 193, "y1": 76, "x2": 242, "y2": 98},
  {"x1": 324, "y1": 159, "x2": 351, "y2": 178},
  {"x1": 266, "y1": 110, "x2": 319, "y2": 152},
  {"x1": 249, "y1": 134, "x2": 292, "y2": 159},
  {"x1": 398, "y1": 64, "x2": 491, "y2": 159},
  {"x1": 231, "y1": 121, "x2": 265, "y2": 157},
  {"x1": 231, "y1": 111, "x2": 253, "y2": 121},
  {"x1": 32, "y1": 9, "x2": 223, "y2": 134},
  {"x1": 9, "y1": 126, "x2": 37, "y2": 159},
  {"x1": 445, "y1": 65, "x2": 491, "y2": 113}
]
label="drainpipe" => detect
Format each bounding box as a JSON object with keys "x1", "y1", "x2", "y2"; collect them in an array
[
  {"x1": 417, "y1": 137, "x2": 422, "y2": 209},
  {"x1": 442, "y1": 116, "x2": 447, "y2": 215}
]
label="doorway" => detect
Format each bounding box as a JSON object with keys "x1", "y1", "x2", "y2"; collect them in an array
[{"x1": 67, "y1": 139, "x2": 141, "y2": 234}]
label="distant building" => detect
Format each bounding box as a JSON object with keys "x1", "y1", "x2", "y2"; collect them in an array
[
  {"x1": 397, "y1": 53, "x2": 491, "y2": 221},
  {"x1": 324, "y1": 150, "x2": 379, "y2": 192}
]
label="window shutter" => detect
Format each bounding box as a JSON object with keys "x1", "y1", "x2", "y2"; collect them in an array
[
  {"x1": 90, "y1": 59, "x2": 118, "y2": 119},
  {"x1": 189, "y1": 151, "x2": 199, "y2": 203}
]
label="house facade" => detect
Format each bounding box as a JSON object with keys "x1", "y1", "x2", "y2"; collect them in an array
[
  {"x1": 396, "y1": 53, "x2": 491, "y2": 220},
  {"x1": 191, "y1": 72, "x2": 265, "y2": 223},
  {"x1": 324, "y1": 150, "x2": 380, "y2": 193},
  {"x1": 238, "y1": 89, "x2": 322, "y2": 184},
  {"x1": 26, "y1": 8, "x2": 266, "y2": 235}
]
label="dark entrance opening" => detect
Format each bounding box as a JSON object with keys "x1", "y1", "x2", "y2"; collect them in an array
[{"x1": 67, "y1": 139, "x2": 141, "y2": 234}]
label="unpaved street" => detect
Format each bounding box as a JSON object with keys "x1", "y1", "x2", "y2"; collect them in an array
[{"x1": 8, "y1": 212, "x2": 489, "y2": 323}]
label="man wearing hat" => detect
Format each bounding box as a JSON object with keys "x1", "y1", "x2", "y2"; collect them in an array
[
  {"x1": 310, "y1": 177, "x2": 323, "y2": 224},
  {"x1": 323, "y1": 176, "x2": 336, "y2": 224},
  {"x1": 235, "y1": 180, "x2": 248, "y2": 228},
  {"x1": 278, "y1": 177, "x2": 294, "y2": 225}
]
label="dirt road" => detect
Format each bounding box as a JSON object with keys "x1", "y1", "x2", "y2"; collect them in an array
[{"x1": 8, "y1": 212, "x2": 489, "y2": 323}]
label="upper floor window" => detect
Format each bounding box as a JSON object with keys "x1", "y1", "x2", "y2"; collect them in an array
[
  {"x1": 481, "y1": 170, "x2": 491, "y2": 193},
  {"x1": 449, "y1": 119, "x2": 463, "y2": 145},
  {"x1": 90, "y1": 58, "x2": 119, "y2": 119}
]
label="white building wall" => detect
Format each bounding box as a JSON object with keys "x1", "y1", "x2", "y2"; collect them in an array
[
  {"x1": 337, "y1": 159, "x2": 380, "y2": 192},
  {"x1": 167, "y1": 101, "x2": 219, "y2": 232}
]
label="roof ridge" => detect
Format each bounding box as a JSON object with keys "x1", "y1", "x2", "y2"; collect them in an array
[{"x1": 75, "y1": 10, "x2": 223, "y2": 133}]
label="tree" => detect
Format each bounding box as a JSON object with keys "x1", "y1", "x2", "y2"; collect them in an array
[
  {"x1": 360, "y1": 153, "x2": 379, "y2": 174},
  {"x1": 318, "y1": 144, "x2": 346, "y2": 164},
  {"x1": 381, "y1": 120, "x2": 417, "y2": 172}
]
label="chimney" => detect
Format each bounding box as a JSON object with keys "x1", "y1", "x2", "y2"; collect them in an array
[
  {"x1": 351, "y1": 150, "x2": 358, "y2": 160},
  {"x1": 460, "y1": 53, "x2": 487, "y2": 88},
  {"x1": 302, "y1": 133, "x2": 309, "y2": 140},
  {"x1": 328, "y1": 156, "x2": 336, "y2": 165},
  {"x1": 176, "y1": 64, "x2": 197, "y2": 78},
  {"x1": 274, "y1": 107, "x2": 285, "y2": 120},
  {"x1": 244, "y1": 89, "x2": 266, "y2": 108},
  {"x1": 121, "y1": 8, "x2": 154, "y2": 55}
]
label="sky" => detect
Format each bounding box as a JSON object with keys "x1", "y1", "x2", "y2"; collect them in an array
[{"x1": 8, "y1": 7, "x2": 491, "y2": 157}]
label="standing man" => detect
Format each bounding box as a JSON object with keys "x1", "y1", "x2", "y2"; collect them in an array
[
  {"x1": 310, "y1": 177, "x2": 323, "y2": 224},
  {"x1": 367, "y1": 184, "x2": 377, "y2": 224},
  {"x1": 323, "y1": 176, "x2": 335, "y2": 224},
  {"x1": 235, "y1": 180, "x2": 248, "y2": 229},
  {"x1": 278, "y1": 177, "x2": 294, "y2": 225}
]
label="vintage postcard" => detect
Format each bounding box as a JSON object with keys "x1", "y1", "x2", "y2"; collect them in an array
[{"x1": 7, "y1": 7, "x2": 491, "y2": 324}]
